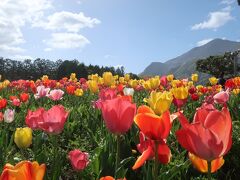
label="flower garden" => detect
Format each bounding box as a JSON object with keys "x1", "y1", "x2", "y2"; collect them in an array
[{"x1": 0, "y1": 73, "x2": 239, "y2": 180}]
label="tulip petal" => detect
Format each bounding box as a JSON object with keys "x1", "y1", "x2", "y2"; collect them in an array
[
  {"x1": 137, "y1": 105, "x2": 154, "y2": 114},
  {"x1": 157, "y1": 142, "x2": 171, "y2": 164},
  {"x1": 132, "y1": 145, "x2": 153, "y2": 170}
]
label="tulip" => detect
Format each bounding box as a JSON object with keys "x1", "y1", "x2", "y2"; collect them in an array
[
  {"x1": 209, "y1": 77, "x2": 218, "y2": 85},
  {"x1": 66, "y1": 85, "x2": 76, "y2": 95},
  {"x1": 132, "y1": 131, "x2": 171, "y2": 170},
  {"x1": 103, "y1": 72, "x2": 114, "y2": 86},
  {"x1": 26, "y1": 105, "x2": 69, "y2": 134},
  {"x1": 167, "y1": 74, "x2": 174, "y2": 82},
  {"x1": 191, "y1": 94, "x2": 199, "y2": 101},
  {"x1": 124, "y1": 74, "x2": 130, "y2": 81},
  {"x1": 0, "y1": 161, "x2": 46, "y2": 180},
  {"x1": 14, "y1": 127, "x2": 32, "y2": 148},
  {"x1": 160, "y1": 76, "x2": 168, "y2": 87},
  {"x1": 128, "y1": 79, "x2": 138, "y2": 89},
  {"x1": 88, "y1": 80, "x2": 99, "y2": 93},
  {"x1": 144, "y1": 91, "x2": 173, "y2": 115},
  {"x1": 101, "y1": 97, "x2": 136, "y2": 134},
  {"x1": 191, "y1": 74, "x2": 198, "y2": 82},
  {"x1": 74, "y1": 88, "x2": 84, "y2": 96},
  {"x1": 149, "y1": 77, "x2": 160, "y2": 90},
  {"x1": 26, "y1": 108, "x2": 45, "y2": 129},
  {"x1": 34, "y1": 85, "x2": 50, "y2": 99},
  {"x1": 213, "y1": 90, "x2": 229, "y2": 105},
  {"x1": 12, "y1": 98, "x2": 21, "y2": 107},
  {"x1": 0, "y1": 98, "x2": 7, "y2": 110},
  {"x1": 134, "y1": 105, "x2": 171, "y2": 141},
  {"x1": 176, "y1": 105, "x2": 232, "y2": 161},
  {"x1": 171, "y1": 86, "x2": 188, "y2": 100},
  {"x1": 20, "y1": 93, "x2": 29, "y2": 103},
  {"x1": 188, "y1": 153, "x2": 224, "y2": 173},
  {"x1": 68, "y1": 149, "x2": 89, "y2": 171},
  {"x1": 48, "y1": 89, "x2": 64, "y2": 101},
  {"x1": 123, "y1": 87, "x2": 134, "y2": 96},
  {"x1": 4, "y1": 109, "x2": 15, "y2": 123}
]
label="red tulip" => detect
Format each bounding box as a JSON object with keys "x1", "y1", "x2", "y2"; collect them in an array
[
  {"x1": 95, "y1": 88, "x2": 117, "y2": 109},
  {"x1": 132, "y1": 132, "x2": 171, "y2": 170},
  {"x1": 191, "y1": 93, "x2": 199, "y2": 101},
  {"x1": 20, "y1": 93, "x2": 29, "y2": 103},
  {"x1": 68, "y1": 149, "x2": 89, "y2": 171},
  {"x1": 101, "y1": 96, "x2": 136, "y2": 134},
  {"x1": 176, "y1": 105, "x2": 232, "y2": 161},
  {"x1": 100, "y1": 176, "x2": 126, "y2": 180},
  {"x1": 0, "y1": 99, "x2": 7, "y2": 110},
  {"x1": 26, "y1": 105, "x2": 69, "y2": 134}
]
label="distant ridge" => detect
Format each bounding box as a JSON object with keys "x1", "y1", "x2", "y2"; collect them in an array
[{"x1": 140, "y1": 39, "x2": 240, "y2": 78}]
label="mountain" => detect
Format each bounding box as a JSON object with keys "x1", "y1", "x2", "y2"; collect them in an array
[{"x1": 140, "y1": 39, "x2": 240, "y2": 78}]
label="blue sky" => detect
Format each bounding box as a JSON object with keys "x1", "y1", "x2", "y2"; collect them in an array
[{"x1": 0, "y1": 0, "x2": 239, "y2": 74}]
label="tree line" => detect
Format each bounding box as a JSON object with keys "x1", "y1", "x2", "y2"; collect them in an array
[{"x1": 0, "y1": 58, "x2": 136, "y2": 81}]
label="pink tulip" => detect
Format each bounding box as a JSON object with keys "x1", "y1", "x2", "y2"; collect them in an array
[
  {"x1": 213, "y1": 89, "x2": 229, "y2": 105},
  {"x1": 160, "y1": 76, "x2": 168, "y2": 87},
  {"x1": 25, "y1": 105, "x2": 69, "y2": 134},
  {"x1": 68, "y1": 149, "x2": 89, "y2": 171},
  {"x1": 12, "y1": 98, "x2": 21, "y2": 107},
  {"x1": 94, "y1": 88, "x2": 117, "y2": 109},
  {"x1": 34, "y1": 85, "x2": 50, "y2": 99},
  {"x1": 26, "y1": 108, "x2": 45, "y2": 129},
  {"x1": 48, "y1": 89, "x2": 64, "y2": 101},
  {"x1": 101, "y1": 96, "x2": 136, "y2": 134}
]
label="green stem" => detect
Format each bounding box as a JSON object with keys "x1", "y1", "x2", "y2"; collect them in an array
[
  {"x1": 51, "y1": 135, "x2": 58, "y2": 180},
  {"x1": 207, "y1": 160, "x2": 211, "y2": 180},
  {"x1": 115, "y1": 135, "x2": 121, "y2": 178},
  {"x1": 153, "y1": 141, "x2": 159, "y2": 180}
]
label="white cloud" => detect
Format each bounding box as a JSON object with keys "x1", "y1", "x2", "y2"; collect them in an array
[
  {"x1": 220, "y1": 0, "x2": 235, "y2": 5},
  {"x1": 34, "y1": 11, "x2": 101, "y2": 33},
  {"x1": 0, "y1": 0, "x2": 51, "y2": 55},
  {"x1": 191, "y1": 10, "x2": 233, "y2": 30},
  {"x1": 196, "y1": 38, "x2": 214, "y2": 46},
  {"x1": 44, "y1": 48, "x2": 52, "y2": 52},
  {"x1": 44, "y1": 33, "x2": 90, "y2": 49}
]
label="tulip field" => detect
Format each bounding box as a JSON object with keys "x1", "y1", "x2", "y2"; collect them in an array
[{"x1": 0, "y1": 73, "x2": 239, "y2": 180}]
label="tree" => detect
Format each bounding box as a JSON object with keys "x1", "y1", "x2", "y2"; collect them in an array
[{"x1": 196, "y1": 52, "x2": 239, "y2": 78}]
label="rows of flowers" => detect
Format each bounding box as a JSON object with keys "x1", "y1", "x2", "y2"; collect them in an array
[{"x1": 0, "y1": 73, "x2": 239, "y2": 179}]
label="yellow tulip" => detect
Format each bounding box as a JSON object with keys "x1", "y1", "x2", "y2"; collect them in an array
[
  {"x1": 119, "y1": 77, "x2": 125, "y2": 84},
  {"x1": 233, "y1": 88, "x2": 240, "y2": 95},
  {"x1": 88, "y1": 80, "x2": 99, "y2": 93},
  {"x1": 91, "y1": 74, "x2": 99, "y2": 81},
  {"x1": 129, "y1": 79, "x2": 138, "y2": 88},
  {"x1": 70, "y1": 73, "x2": 76, "y2": 80},
  {"x1": 41, "y1": 75, "x2": 48, "y2": 82},
  {"x1": 209, "y1": 77, "x2": 218, "y2": 85},
  {"x1": 171, "y1": 80, "x2": 181, "y2": 88},
  {"x1": 14, "y1": 127, "x2": 32, "y2": 149},
  {"x1": 103, "y1": 72, "x2": 114, "y2": 86},
  {"x1": 167, "y1": 74, "x2": 174, "y2": 82},
  {"x1": 3, "y1": 80, "x2": 10, "y2": 88},
  {"x1": 144, "y1": 91, "x2": 173, "y2": 115},
  {"x1": 74, "y1": 88, "x2": 84, "y2": 96},
  {"x1": 191, "y1": 74, "x2": 198, "y2": 82},
  {"x1": 124, "y1": 74, "x2": 130, "y2": 81},
  {"x1": 188, "y1": 81, "x2": 194, "y2": 87},
  {"x1": 149, "y1": 77, "x2": 160, "y2": 90},
  {"x1": 171, "y1": 86, "x2": 189, "y2": 99}
]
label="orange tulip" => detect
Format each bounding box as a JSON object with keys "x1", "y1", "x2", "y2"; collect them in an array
[
  {"x1": 134, "y1": 105, "x2": 171, "y2": 140},
  {"x1": 188, "y1": 153, "x2": 224, "y2": 173},
  {"x1": 0, "y1": 161, "x2": 46, "y2": 180},
  {"x1": 132, "y1": 106, "x2": 178, "y2": 170}
]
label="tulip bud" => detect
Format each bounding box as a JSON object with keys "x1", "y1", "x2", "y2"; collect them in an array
[
  {"x1": 68, "y1": 149, "x2": 89, "y2": 171},
  {"x1": 14, "y1": 127, "x2": 32, "y2": 148}
]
